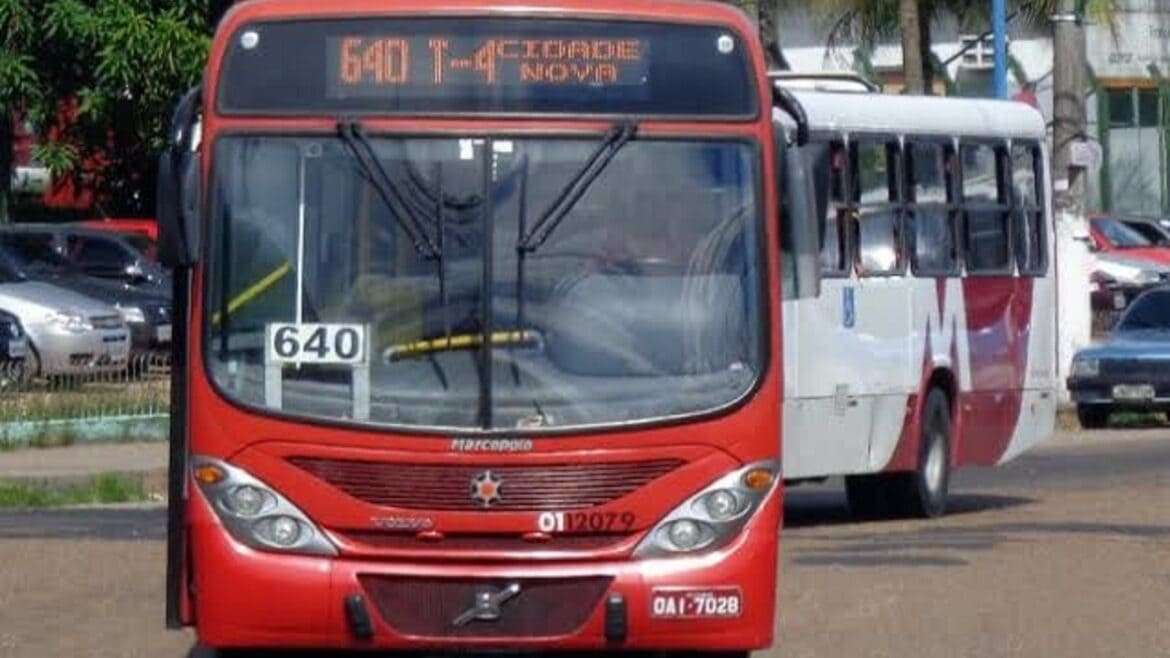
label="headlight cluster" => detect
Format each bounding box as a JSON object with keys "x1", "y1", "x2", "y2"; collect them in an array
[
  {"x1": 192, "y1": 456, "x2": 336, "y2": 556},
  {"x1": 46, "y1": 310, "x2": 92, "y2": 334},
  {"x1": 634, "y1": 460, "x2": 778, "y2": 558},
  {"x1": 116, "y1": 305, "x2": 147, "y2": 323},
  {"x1": 1071, "y1": 357, "x2": 1100, "y2": 378}
]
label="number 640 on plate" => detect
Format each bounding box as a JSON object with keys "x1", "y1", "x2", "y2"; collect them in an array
[{"x1": 265, "y1": 323, "x2": 367, "y2": 365}]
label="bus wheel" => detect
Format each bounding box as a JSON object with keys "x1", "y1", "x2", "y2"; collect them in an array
[
  {"x1": 898, "y1": 388, "x2": 952, "y2": 518},
  {"x1": 1077, "y1": 405, "x2": 1111, "y2": 430}
]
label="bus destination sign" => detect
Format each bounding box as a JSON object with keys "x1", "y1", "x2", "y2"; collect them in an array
[
  {"x1": 327, "y1": 36, "x2": 651, "y2": 97},
  {"x1": 219, "y1": 18, "x2": 755, "y2": 117}
]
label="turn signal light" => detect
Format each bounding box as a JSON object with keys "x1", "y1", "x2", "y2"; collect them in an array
[
  {"x1": 742, "y1": 468, "x2": 774, "y2": 491},
  {"x1": 193, "y1": 464, "x2": 226, "y2": 485}
]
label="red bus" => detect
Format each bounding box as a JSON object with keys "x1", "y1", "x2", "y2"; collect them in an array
[{"x1": 158, "y1": 0, "x2": 789, "y2": 652}]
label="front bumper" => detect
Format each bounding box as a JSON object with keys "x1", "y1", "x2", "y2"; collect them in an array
[
  {"x1": 189, "y1": 479, "x2": 780, "y2": 651},
  {"x1": 1067, "y1": 376, "x2": 1170, "y2": 410},
  {"x1": 29, "y1": 327, "x2": 130, "y2": 376}
]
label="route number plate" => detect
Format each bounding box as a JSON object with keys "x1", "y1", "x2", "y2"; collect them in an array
[
  {"x1": 266, "y1": 323, "x2": 367, "y2": 365},
  {"x1": 650, "y1": 588, "x2": 742, "y2": 619}
]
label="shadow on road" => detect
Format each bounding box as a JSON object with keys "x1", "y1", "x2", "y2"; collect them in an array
[{"x1": 783, "y1": 489, "x2": 1035, "y2": 530}]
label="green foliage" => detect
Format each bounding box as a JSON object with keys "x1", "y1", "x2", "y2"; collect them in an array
[
  {"x1": 0, "y1": 472, "x2": 148, "y2": 508},
  {"x1": 1, "y1": 0, "x2": 212, "y2": 215}
]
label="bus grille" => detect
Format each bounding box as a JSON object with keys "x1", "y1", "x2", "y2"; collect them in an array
[
  {"x1": 359, "y1": 575, "x2": 611, "y2": 637},
  {"x1": 287, "y1": 457, "x2": 684, "y2": 511}
]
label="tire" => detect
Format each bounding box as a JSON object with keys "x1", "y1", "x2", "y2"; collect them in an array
[
  {"x1": 845, "y1": 387, "x2": 952, "y2": 519},
  {"x1": 1077, "y1": 405, "x2": 1111, "y2": 430},
  {"x1": 895, "y1": 387, "x2": 952, "y2": 518}
]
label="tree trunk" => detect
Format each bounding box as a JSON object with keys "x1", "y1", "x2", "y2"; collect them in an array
[
  {"x1": 918, "y1": 0, "x2": 934, "y2": 95},
  {"x1": 899, "y1": 0, "x2": 926, "y2": 94},
  {"x1": 759, "y1": 0, "x2": 786, "y2": 70}
]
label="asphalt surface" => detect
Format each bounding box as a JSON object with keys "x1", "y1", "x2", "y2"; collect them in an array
[{"x1": 0, "y1": 429, "x2": 1166, "y2": 658}]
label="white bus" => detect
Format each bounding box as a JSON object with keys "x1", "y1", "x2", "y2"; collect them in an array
[{"x1": 775, "y1": 90, "x2": 1058, "y2": 518}]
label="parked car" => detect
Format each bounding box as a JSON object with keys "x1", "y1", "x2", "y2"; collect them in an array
[
  {"x1": 0, "y1": 224, "x2": 169, "y2": 291},
  {"x1": 0, "y1": 252, "x2": 130, "y2": 378},
  {"x1": 1089, "y1": 216, "x2": 1170, "y2": 267},
  {"x1": 1068, "y1": 286, "x2": 1170, "y2": 428},
  {"x1": 78, "y1": 218, "x2": 160, "y2": 243},
  {"x1": 0, "y1": 308, "x2": 29, "y2": 387},
  {"x1": 0, "y1": 237, "x2": 170, "y2": 354},
  {"x1": 1121, "y1": 218, "x2": 1170, "y2": 247},
  {"x1": 1087, "y1": 250, "x2": 1170, "y2": 311}
]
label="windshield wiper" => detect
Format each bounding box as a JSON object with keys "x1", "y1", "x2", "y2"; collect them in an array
[
  {"x1": 517, "y1": 121, "x2": 637, "y2": 253},
  {"x1": 337, "y1": 121, "x2": 441, "y2": 261}
]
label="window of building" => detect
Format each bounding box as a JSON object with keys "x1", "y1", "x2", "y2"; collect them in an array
[
  {"x1": 1102, "y1": 85, "x2": 1165, "y2": 216},
  {"x1": 907, "y1": 141, "x2": 958, "y2": 276},
  {"x1": 961, "y1": 142, "x2": 1012, "y2": 274}
]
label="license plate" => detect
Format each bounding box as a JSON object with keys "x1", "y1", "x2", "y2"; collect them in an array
[
  {"x1": 156, "y1": 324, "x2": 172, "y2": 342},
  {"x1": 1113, "y1": 384, "x2": 1155, "y2": 401},
  {"x1": 650, "y1": 588, "x2": 742, "y2": 619},
  {"x1": 8, "y1": 340, "x2": 26, "y2": 358}
]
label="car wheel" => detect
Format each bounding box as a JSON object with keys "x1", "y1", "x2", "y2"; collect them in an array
[
  {"x1": 1077, "y1": 405, "x2": 1112, "y2": 430},
  {"x1": 24, "y1": 344, "x2": 42, "y2": 381}
]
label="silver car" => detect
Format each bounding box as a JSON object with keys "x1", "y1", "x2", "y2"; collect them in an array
[{"x1": 0, "y1": 276, "x2": 130, "y2": 378}]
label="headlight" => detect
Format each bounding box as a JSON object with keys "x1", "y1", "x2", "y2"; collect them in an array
[
  {"x1": 191, "y1": 456, "x2": 336, "y2": 556},
  {"x1": 1072, "y1": 357, "x2": 1099, "y2": 378},
  {"x1": 634, "y1": 460, "x2": 778, "y2": 558},
  {"x1": 45, "y1": 310, "x2": 92, "y2": 334},
  {"x1": 1134, "y1": 269, "x2": 1163, "y2": 285},
  {"x1": 116, "y1": 305, "x2": 146, "y2": 323}
]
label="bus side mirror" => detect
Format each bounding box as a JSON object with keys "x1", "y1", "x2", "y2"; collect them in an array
[{"x1": 158, "y1": 86, "x2": 203, "y2": 268}]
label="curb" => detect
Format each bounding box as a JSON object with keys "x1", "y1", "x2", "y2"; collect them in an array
[{"x1": 0, "y1": 414, "x2": 168, "y2": 450}]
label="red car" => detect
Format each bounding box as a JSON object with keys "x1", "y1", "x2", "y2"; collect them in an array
[
  {"x1": 78, "y1": 218, "x2": 159, "y2": 242},
  {"x1": 1090, "y1": 216, "x2": 1170, "y2": 267}
]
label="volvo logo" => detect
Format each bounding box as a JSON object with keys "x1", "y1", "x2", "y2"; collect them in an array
[
  {"x1": 470, "y1": 470, "x2": 504, "y2": 507},
  {"x1": 452, "y1": 583, "x2": 522, "y2": 627}
]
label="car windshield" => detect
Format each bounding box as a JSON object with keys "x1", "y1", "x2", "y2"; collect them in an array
[
  {"x1": 206, "y1": 135, "x2": 763, "y2": 431},
  {"x1": 1095, "y1": 217, "x2": 1152, "y2": 249},
  {"x1": 1117, "y1": 290, "x2": 1170, "y2": 331},
  {"x1": 125, "y1": 235, "x2": 159, "y2": 261}
]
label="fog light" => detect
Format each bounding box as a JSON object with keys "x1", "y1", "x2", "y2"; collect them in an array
[
  {"x1": 703, "y1": 490, "x2": 740, "y2": 521},
  {"x1": 668, "y1": 519, "x2": 702, "y2": 550},
  {"x1": 255, "y1": 515, "x2": 302, "y2": 547},
  {"x1": 223, "y1": 485, "x2": 270, "y2": 517}
]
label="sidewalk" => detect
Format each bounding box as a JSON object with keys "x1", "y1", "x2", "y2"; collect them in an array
[{"x1": 0, "y1": 442, "x2": 168, "y2": 480}]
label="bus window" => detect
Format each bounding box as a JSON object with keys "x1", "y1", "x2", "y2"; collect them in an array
[
  {"x1": 820, "y1": 143, "x2": 850, "y2": 276},
  {"x1": 961, "y1": 143, "x2": 1012, "y2": 273},
  {"x1": 853, "y1": 141, "x2": 902, "y2": 276},
  {"x1": 907, "y1": 142, "x2": 958, "y2": 276},
  {"x1": 1012, "y1": 143, "x2": 1047, "y2": 275}
]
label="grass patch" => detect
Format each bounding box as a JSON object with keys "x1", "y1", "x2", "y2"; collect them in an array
[{"x1": 0, "y1": 473, "x2": 149, "y2": 508}]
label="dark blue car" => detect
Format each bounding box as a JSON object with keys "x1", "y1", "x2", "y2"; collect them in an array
[{"x1": 1067, "y1": 287, "x2": 1170, "y2": 428}]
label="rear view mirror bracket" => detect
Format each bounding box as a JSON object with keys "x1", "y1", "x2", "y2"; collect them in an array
[{"x1": 158, "y1": 85, "x2": 203, "y2": 268}]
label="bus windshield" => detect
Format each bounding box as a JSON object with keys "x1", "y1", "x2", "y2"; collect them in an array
[{"x1": 206, "y1": 135, "x2": 763, "y2": 431}]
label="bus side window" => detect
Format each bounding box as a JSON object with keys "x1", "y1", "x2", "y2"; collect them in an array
[
  {"x1": 907, "y1": 141, "x2": 959, "y2": 276},
  {"x1": 961, "y1": 142, "x2": 1012, "y2": 274},
  {"x1": 853, "y1": 140, "x2": 903, "y2": 276},
  {"x1": 1012, "y1": 143, "x2": 1047, "y2": 275},
  {"x1": 819, "y1": 142, "x2": 851, "y2": 276}
]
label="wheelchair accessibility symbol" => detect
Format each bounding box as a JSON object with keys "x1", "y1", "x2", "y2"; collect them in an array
[{"x1": 843, "y1": 287, "x2": 856, "y2": 328}]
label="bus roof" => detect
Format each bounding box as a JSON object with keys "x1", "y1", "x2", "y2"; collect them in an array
[{"x1": 788, "y1": 90, "x2": 1047, "y2": 141}]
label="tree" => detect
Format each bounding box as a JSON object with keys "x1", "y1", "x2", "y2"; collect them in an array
[
  {"x1": 0, "y1": 0, "x2": 212, "y2": 219},
  {"x1": 794, "y1": 0, "x2": 1116, "y2": 95}
]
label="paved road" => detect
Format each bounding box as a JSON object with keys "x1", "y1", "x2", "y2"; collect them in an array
[{"x1": 0, "y1": 429, "x2": 1166, "y2": 657}]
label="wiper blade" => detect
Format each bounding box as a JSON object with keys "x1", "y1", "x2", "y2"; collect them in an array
[
  {"x1": 337, "y1": 120, "x2": 440, "y2": 260},
  {"x1": 518, "y1": 121, "x2": 637, "y2": 252}
]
